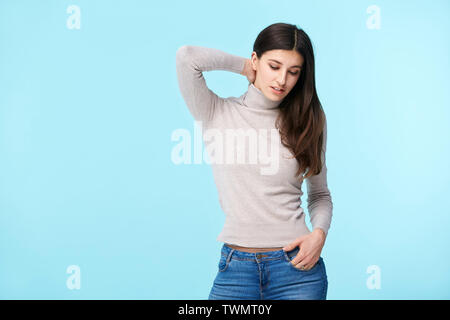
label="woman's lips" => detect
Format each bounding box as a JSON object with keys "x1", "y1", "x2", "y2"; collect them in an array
[{"x1": 270, "y1": 86, "x2": 285, "y2": 95}]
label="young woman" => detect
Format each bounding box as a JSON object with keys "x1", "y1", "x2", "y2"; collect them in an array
[{"x1": 175, "y1": 22, "x2": 333, "y2": 300}]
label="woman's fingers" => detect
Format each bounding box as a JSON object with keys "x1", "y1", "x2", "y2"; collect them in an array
[
  {"x1": 292, "y1": 255, "x2": 317, "y2": 270},
  {"x1": 294, "y1": 261, "x2": 309, "y2": 270},
  {"x1": 291, "y1": 253, "x2": 307, "y2": 268}
]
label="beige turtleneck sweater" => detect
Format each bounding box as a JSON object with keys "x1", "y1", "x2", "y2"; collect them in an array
[{"x1": 175, "y1": 45, "x2": 333, "y2": 247}]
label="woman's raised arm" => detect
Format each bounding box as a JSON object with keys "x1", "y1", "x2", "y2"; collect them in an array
[{"x1": 175, "y1": 45, "x2": 247, "y2": 122}]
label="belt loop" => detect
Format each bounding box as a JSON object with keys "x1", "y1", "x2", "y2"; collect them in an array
[{"x1": 227, "y1": 249, "x2": 235, "y2": 263}]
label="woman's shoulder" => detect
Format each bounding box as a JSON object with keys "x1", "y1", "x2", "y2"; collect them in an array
[{"x1": 224, "y1": 93, "x2": 245, "y2": 106}]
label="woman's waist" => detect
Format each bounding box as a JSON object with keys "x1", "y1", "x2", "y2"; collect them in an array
[{"x1": 225, "y1": 243, "x2": 283, "y2": 253}]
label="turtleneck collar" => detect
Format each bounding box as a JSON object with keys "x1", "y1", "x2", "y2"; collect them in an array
[{"x1": 242, "y1": 82, "x2": 282, "y2": 110}]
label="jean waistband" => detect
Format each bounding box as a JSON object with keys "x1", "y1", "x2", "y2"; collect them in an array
[{"x1": 221, "y1": 243, "x2": 299, "y2": 261}]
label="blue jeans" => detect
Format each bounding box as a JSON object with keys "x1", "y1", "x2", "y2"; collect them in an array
[{"x1": 208, "y1": 243, "x2": 328, "y2": 300}]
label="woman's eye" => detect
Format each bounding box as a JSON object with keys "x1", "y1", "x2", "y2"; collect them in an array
[{"x1": 269, "y1": 65, "x2": 299, "y2": 75}]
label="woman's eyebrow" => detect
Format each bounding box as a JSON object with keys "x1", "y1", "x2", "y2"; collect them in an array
[{"x1": 268, "y1": 58, "x2": 302, "y2": 69}]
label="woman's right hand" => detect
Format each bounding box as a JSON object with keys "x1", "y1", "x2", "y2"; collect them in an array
[{"x1": 241, "y1": 59, "x2": 256, "y2": 84}]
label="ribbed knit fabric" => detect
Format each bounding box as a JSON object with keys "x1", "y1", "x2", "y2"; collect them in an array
[{"x1": 175, "y1": 45, "x2": 333, "y2": 247}]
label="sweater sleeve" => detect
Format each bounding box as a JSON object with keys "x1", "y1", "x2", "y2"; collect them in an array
[
  {"x1": 175, "y1": 45, "x2": 247, "y2": 122},
  {"x1": 306, "y1": 116, "x2": 333, "y2": 236}
]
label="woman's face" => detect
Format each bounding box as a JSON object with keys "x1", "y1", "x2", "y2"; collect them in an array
[{"x1": 251, "y1": 49, "x2": 304, "y2": 101}]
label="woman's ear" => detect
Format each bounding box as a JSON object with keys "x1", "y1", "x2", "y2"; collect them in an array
[{"x1": 250, "y1": 51, "x2": 258, "y2": 71}]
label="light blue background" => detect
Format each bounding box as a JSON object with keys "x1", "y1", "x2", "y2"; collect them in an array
[{"x1": 1, "y1": 0, "x2": 449, "y2": 299}]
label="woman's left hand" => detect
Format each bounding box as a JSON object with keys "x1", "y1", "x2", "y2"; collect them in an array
[
  {"x1": 282, "y1": 228, "x2": 326, "y2": 271},
  {"x1": 241, "y1": 59, "x2": 256, "y2": 84}
]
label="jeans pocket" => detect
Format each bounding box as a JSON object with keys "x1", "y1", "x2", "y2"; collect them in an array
[
  {"x1": 218, "y1": 254, "x2": 231, "y2": 272},
  {"x1": 283, "y1": 249, "x2": 322, "y2": 273}
]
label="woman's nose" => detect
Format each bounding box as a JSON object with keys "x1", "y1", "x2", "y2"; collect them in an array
[{"x1": 277, "y1": 72, "x2": 287, "y2": 86}]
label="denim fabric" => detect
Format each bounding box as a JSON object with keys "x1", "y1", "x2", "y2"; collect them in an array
[{"x1": 208, "y1": 243, "x2": 328, "y2": 300}]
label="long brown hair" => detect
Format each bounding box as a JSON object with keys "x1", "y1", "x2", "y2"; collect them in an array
[{"x1": 253, "y1": 22, "x2": 327, "y2": 179}]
